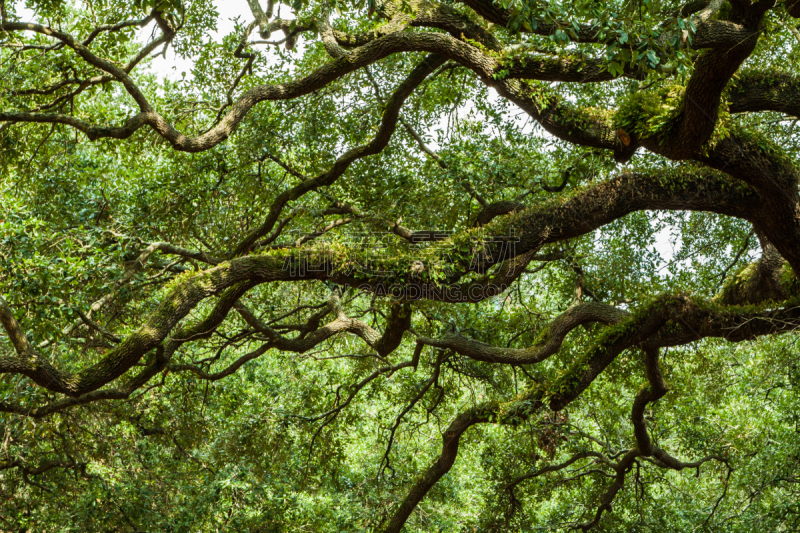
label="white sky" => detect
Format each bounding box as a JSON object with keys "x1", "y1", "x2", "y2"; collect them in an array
[{"x1": 143, "y1": 0, "x2": 252, "y2": 80}]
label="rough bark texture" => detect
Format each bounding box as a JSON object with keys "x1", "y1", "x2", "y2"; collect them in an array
[{"x1": 1, "y1": 0, "x2": 799, "y2": 529}]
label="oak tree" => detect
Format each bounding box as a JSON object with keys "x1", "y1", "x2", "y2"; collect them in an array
[{"x1": 1, "y1": 0, "x2": 800, "y2": 530}]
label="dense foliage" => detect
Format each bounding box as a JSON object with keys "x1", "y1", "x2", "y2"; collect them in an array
[{"x1": 1, "y1": 0, "x2": 800, "y2": 530}]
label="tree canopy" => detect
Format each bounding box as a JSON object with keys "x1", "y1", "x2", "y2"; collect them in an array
[{"x1": 1, "y1": 0, "x2": 800, "y2": 530}]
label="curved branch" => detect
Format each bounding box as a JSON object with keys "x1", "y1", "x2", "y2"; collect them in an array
[
  {"x1": 457, "y1": 0, "x2": 754, "y2": 50},
  {"x1": 474, "y1": 200, "x2": 526, "y2": 227},
  {"x1": 382, "y1": 406, "x2": 494, "y2": 533},
  {"x1": 0, "y1": 27, "x2": 632, "y2": 159},
  {"x1": 416, "y1": 302, "x2": 628, "y2": 365},
  {"x1": 698, "y1": 134, "x2": 800, "y2": 271},
  {"x1": 503, "y1": 450, "x2": 612, "y2": 492},
  {"x1": 0, "y1": 167, "x2": 765, "y2": 398},
  {"x1": 0, "y1": 21, "x2": 155, "y2": 110},
  {"x1": 229, "y1": 53, "x2": 447, "y2": 256},
  {"x1": 728, "y1": 70, "x2": 800, "y2": 118},
  {"x1": 636, "y1": 7, "x2": 765, "y2": 159},
  {"x1": 381, "y1": 297, "x2": 686, "y2": 531},
  {"x1": 575, "y1": 347, "x2": 729, "y2": 530}
]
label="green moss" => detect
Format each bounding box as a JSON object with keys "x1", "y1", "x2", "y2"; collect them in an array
[
  {"x1": 493, "y1": 386, "x2": 542, "y2": 425},
  {"x1": 614, "y1": 83, "x2": 732, "y2": 151},
  {"x1": 780, "y1": 264, "x2": 800, "y2": 294},
  {"x1": 715, "y1": 262, "x2": 758, "y2": 303},
  {"x1": 733, "y1": 68, "x2": 796, "y2": 92},
  {"x1": 531, "y1": 325, "x2": 551, "y2": 348},
  {"x1": 727, "y1": 122, "x2": 798, "y2": 171},
  {"x1": 547, "y1": 294, "x2": 691, "y2": 401},
  {"x1": 615, "y1": 84, "x2": 686, "y2": 142},
  {"x1": 162, "y1": 261, "x2": 229, "y2": 294}
]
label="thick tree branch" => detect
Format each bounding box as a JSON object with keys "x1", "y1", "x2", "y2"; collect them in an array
[
  {"x1": 0, "y1": 167, "x2": 765, "y2": 399},
  {"x1": 728, "y1": 70, "x2": 800, "y2": 118},
  {"x1": 416, "y1": 302, "x2": 628, "y2": 364}
]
